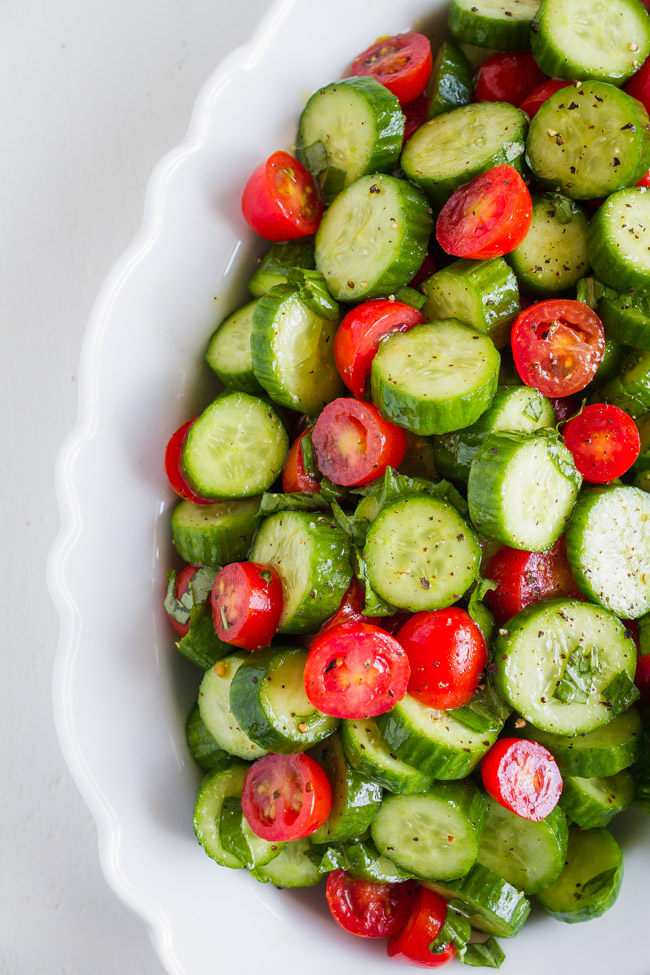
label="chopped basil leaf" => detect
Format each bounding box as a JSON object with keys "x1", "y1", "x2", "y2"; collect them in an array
[
  {"x1": 300, "y1": 431, "x2": 320, "y2": 480},
  {"x1": 188, "y1": 566, "x2": 218, "y2": 606},
  {"x1": 319, "y1": 477, "x2": 348, "y2": 504},
  {"x1": 602, "y1": 670, "x2": 640, "y2": 716},
  {"x1": 451, "y1": 682, "x2": 511, "y2": 734},
  {"x1": 430, "y1": 905, "x2": 471, "y2": 957},
  {"x1": 163, "y1": 570, "x2": 193, "y2": 626},
  {"x1": 301, "y1": 140, "x2": 328, "y2": 176},
  {"x1": 553, "y1": 643, "x2": 601, "y2": 704},
  {"x1": 462, "y1": 939, "x2": 506, "y2": 968},
  {"x1": 320, "y1": 165, "x2": 346, "y2": 203},
  {"x1": 352, "y1": 546, "x2": 397, "y2": 617},
  {"x1": 575, "y1": 867, "x2": 617, "y2": 900},
  {"x1": 354, "y1": 467, "x2": 468, "y2": 517},
  {"x1": 521, "y1": 395, "x2": 543, "y2": 422},
  {"x1": 314, "y1": 846, "x2": 349, "y2": 873},
  {"x1": 331, "y1": 500, "x2": 370, "y2": 548},
  {"x1": 633, "y1": 767, "x2": 650, "y2": 815},
  {"x1": 259, "y1": 492, "x2": 330, "y2": 513},
  {"x1": 575, "y1": 276, "x2": 606, "y2": 310},
  {"x1": 286, "y1": 268, "x2": 339, "y2": 321}
]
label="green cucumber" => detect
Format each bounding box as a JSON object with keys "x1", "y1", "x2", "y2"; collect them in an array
[
  {"x1": 185, "y1": 704, "x2": 232, "y2": 771},
  {"x1": 428, "y1": 41, "x2": 473, "y2": 119},
  {"x1": 247, "y1": 239, "x2": 315, "y2": 298},
  {"x1": 205, "y1": 300, "x2": 261, "y2": 395},
  {"x1": 176, "y1": 606, "x2": 232, "y2": 670},
  {"x1": 422, "y1": 864, "x2": 531, "y2": 937},
  {"x1": 198, "y1": 654, "x2": 267, "y2": 761},
  {"x1": 633, "y1": 414, "x2": 650, "y2": 471},
  {"x1": 536, "y1": 827, "x2": 623, "y2": 922},
  {"x1": 599, "y1": 288, "x2": 650, "y2": 350},
  {"x1": 507, "y1": 193, "x2": 590, "y2": 295},
  {"x1": 340, "y1": 718, "x2": 434, "y2": 795},
  {"x1": 171, "y1": 497, "x2": 263, "y2": 567},
  {"x1": 521, "y1": 707, "x2": 642, "y2": 776},
  {"x1": 193, "y1": 763, "x2": 249, "y2": 869},
  {"x1": 559, "y1": 769, "x2": 635, "y2": 828},
  {"x1": 250, "y1": 838, "x2": 322, "y2": 887},
  {"x1": 449, "y1": 0, "x2": 541, "y2": 49},
  {"x1": 218, "y1": 796, "x2": 285, "y2": 869},
  {"x1": 322, "y1": 837, "x2": 413, "y2": 882},
  {"x1": 309, "y1": 733, "x2": 382, "y2": 844},
  {"x1": 588, "y1": 187, "x2": 650, "y2": 292}
]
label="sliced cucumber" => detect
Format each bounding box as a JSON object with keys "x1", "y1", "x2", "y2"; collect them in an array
[
  {"x1": 598, "y1": 371, "x2": 650, "y2": 419},
  {"x1": 633, "y1": 414, "x2": 650, "y2": 471},
  {"x1": 251, "y1": 838, "x2": 322, "y2": 887},
  {"x1": 588, "y1": 187, "x2": 650, "y2": 292},
  {"x1": 560, "y1": 769, "x2": 635, "y2": 828},
  {"x1": 507, "y1": 193, "x2": 590, "y2": 295},
  {"x1": 599, "y1": 288, "x2": 650, "y2": 351},
  {"x1": 449, "y1": 0, "x2": 541, "y2": 49},
  {"x1": 428, "y1": 41, "x2": 473, "y2": 119},
  {"x1": 186, "y1": 704, "x2": 232, "y2": 771},
  {"x1": 247, "y1": 239, "x2": 315, "y2": 299},
  {"x1": 522, "y1": 707, "x2": 642, "y2": 776},
  {"x1": 494, "y1": 598, "x2": 637, "y2": 735},
  {"x1": 176, "y1": 606, "x2": 232, "y2": 670},
  {"x1": 422, "y1": 864, "x2": 531, "y2": 937},
  {"x1": 612, "y1": 346, "x2": 650, "y2": 412},
  {"x1": 340, "y1": 718, "x2": 434, "y2": 795},
  {"x1": 219, "y1": 796, "x2": 285, "y2": 869},
  {"x1": 193, "y1": 763, "x2": 248, "y2": 869},
  {"x1": 309, "y1": 733, "x2": 382, "y2": 844},
  {"x1": 324, "y1": 837, "x2": 413, "y2": 882},
  {"x1": 171, "y1": 497, "x2": 263, "y2": 567},
  {"x1": 536, "y1": 827, "x2": 623, "y2": 923},
  {"x1": 198, "y1": 654, "x2": 267, "y2": 761},
  {"x1": 205, "y1": 300, "x2": 261, "y2": 395}
]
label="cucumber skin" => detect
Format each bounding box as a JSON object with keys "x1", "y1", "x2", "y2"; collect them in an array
[
  {"x1": 193, "y1": 763, "x2": 248, "y2": 869},
  {"x1": 422, "y1": 863, "x2": 531, "y2": 937},
  {"x1": 176, "y1": 606, "x2": 232, "y2": 670},
  {"x1": 588, "y1": 188, "x2": 650, "y2": 292},
  {"x1": 428, "y1": 41, "x2": 473, "y2": 119},
  {"x1": 247, "y1": 239, "x2": 315, "y2": 299},
  {"x1": 599, "y1": 289, "x2": 650, "y2": 351},
  {"x1": 250, "y1": 838, "x2": 323, "y2": 888},
  {"x1": 559, "y1": 770, "x2": 635, "y2": 828},
  {"x1": 186, "y1": 704, "x2": 233, "y2": 771},
  {"x1": 309, "y1": 735, "x2": 383, "y2": 844},
  {"x1": 535, "y1": 827, "x2": 623, "y2": 923},
  {"x1": 448, "y1": 0, "x2": 538, "y2": 50},
  {"x1": 520, "y1": 708, "x2": 642, "y2": 777},
  {"x1": 171, "y1": 498, "x2": 263, "y2": 567},
  {"x1": 340, "y1": 718, "x2": 434, "y2": 795}
]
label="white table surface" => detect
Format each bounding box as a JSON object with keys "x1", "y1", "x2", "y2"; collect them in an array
[{"x1": 1, "y1": 2, "x2": 272, "y2": 970}]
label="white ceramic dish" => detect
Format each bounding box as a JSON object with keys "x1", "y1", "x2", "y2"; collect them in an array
[{"x1": 49, "y1": 1, "x2": 649, "y2": 972}]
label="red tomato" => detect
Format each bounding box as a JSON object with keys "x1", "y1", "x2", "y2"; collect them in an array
[
  {"x1": 519, "y1": 78, "x2": 573, "y2": 118},
  {"x1": 210, "y1": 562, "x2": 283, "y2": 651},
  {"x1": 300, "y1": 579, "x2": 380, "y2": 649},
  {"x1": 550, "y1": 394, "x2": 581, "y2": 423},
  {"x1": 403, "y1": 93, "x2": 429, "y2": 143},
  {"x1": 311, "y1": 398, "x2": 408, "y2": 487},
  {"x1": 436, "y1": 165, "x2": 532, "y2": 260},
  {"x1": 474, "y1": 51, "x2": 545, "y2": 106},
  {"x1": 282, "y1": 428, "x2": 320, "y2": 493},
  {"x1": 304, "y1": 621, "x2": 411, "y2": 719},
  {"x1": 485, "y1": 537, "x2": 583, "y2": 625},
  {"x1": 334, "y1": 299, "x2": 424, "y2": 400},
  {"x1": 635, "y1": 650, "x2": 650, "y2": 708},
  {"x1": 387, "y1": 887, "x2": 455, "y2": 968},
  {"x1": 326, "y1": 871, "x2": 416, "y2": 938},
  {"x1": 241, "y1": 150, "x2": 323, "y2": 242},
  {"x1": 350, "y1": 33, "x2": 433, "y2": 105},
  {"x1": 242, "y1": 753, "x2": 332, "y2": 842},
  {"x1": 164, "y1": 419, "x2": 212, "y2": 505},
  {"x1": 511, "y1": 299, "x2": 605, "y2": 397},
  {"x1": 625, "y1": 55, "x2": 650, "y2": 116},
  {"x1": 562, "y1": 404, "x2": 641, "y2": 483},
  {"x1": 481, "y1": 737, "x2": 563, "y2": 821},
  {"x1": 396, "y1": 608, "x2": 487, "y2": 710},
  {"x1": 410, "y1": 253, "x2": 437, "y2": 289},
  {"x1": 638, "y1": 168, "x2": 650, "y2": 187},
  {"x1": 166, "y1": 564, "x2": 200, "y2": 637}
]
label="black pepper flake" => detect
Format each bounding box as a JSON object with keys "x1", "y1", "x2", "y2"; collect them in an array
[{"x1": 613, "y1": 157, "x2": 621, "y2": 167}]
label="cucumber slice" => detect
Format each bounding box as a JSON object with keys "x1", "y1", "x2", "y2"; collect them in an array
[
  {"x1": 633, "y1": 414, "x2": 650, "y2": 471},
  {"x1": 249, "y1": 511, "x2": 352, "y2": 634},
  {"x1": 340, "y1": 718, "x2": 434, "y2": 794},
  {"x1": 468, "y1": 430, "x2": 582, "y2": 551},
  {"x1": 598, "y1": 372, "x2": 649, "y2": 419},
  {"x1": 186, "y1": 704, "x2": 232, "y2": 771},
  {"x1": 420, "y1": 258, "x2": 520, "y2": 349},
  {"x1": 422, "y1": 864, "x2": 531, "y2": 937},
  {"x1": 449, "y1": 0, "x2": 541, "y2": 50},
  {"x1": 181, "y1": 393, "x2": 288, "y2": 500},
  {"x1": 526, "y1": 81, "x2": 650, "y2": 200},
  {"x1": 229, "y1": 645, "x2": 339, "y2": 753},
  {"x1": 428, "y1": 41, "x2": 473, "y2": 119},
  {"x1": 309, "y1": 733, "x2": 382, "y2": 844},
  {"x1": 219, "y1": 796, "x2": 285, "y2": 869},
  {"x1": 371, "y1": 780, "x2": 486, "y2": 881},
  {"x1": 536, "y1": 827, "x2": 623, "y2": 923},
  {"x1": 362, "y1": 494, "x2": 481, "y2": 611},
  {"x1": 176, "y1": 606, "x2": 232, "y2": 670},
  {"x1": 297, "y1": 77, "x2": 404, "y2": 203},
  {"x1": 247, "y1": 239, "x2": 315, "y2": 299},
  {"x1": 531, "y1": 0, "x2": 650, "y2": 85},
  {"x1": 477, "y1": 794, "x2": 568, "y2": 895},
  {"x1": 560, "y1": 770, "x2": 635, "y2": 828},
  {"x1": 171, "y1": 497, "x2": 263, "y2": 567},
  {"x1": 328, "y1": 838, "x2": 414, "y2": 882},
  {"x1": 494, "y1": 598, "x2": 638, "y2": 735},
  {"x1": 193, "y1": 763, "x2": 249, "y2": 869},
  {"x1": 314, "y1": 174, "x2": 432, "y2": 302},
  {"x1": 592, "y1": 327, "x2": 627, "y2": 385},
  {"x1": 402, "y1": 101, "x2": 528, "y2": 209},
  {"x1": 205, "y1": 300, "x2": 262, "y2": 395},
  {"x1": 250, "y1": 838, "x2": 322, "y2": 887},
  {"x1": 599, "y1": 288, "x2": 650, "y2": 351},
  {"x1": 371, "y1": 320, "x2": 500, "y2": 436},
  {"x1": 612, "y1": 346, "x2": 650, "y2": 412},
  {"x1": 198, "y1": 654, "x2": 268, "y2": 761},
  {"x1": 588, "y1": 187, "x2": 650, "y2": 291},
  {"x1": 522, "y1": 707, "x2": 642, "y2": 776},
  {"x1": 566, "y1": 484, "x2": 650, "y2": 618},
  {"x1": 507, "y1": 193, "x2": 590, "y2": 295}
]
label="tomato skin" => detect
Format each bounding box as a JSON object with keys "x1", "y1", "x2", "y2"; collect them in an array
[
  {"x1": 387, "y1": 887, "x2": 455, "y2": 967},
  {"x1": 312, "y1": 398, "x2": 408, "y2": 487},
  {"x1": 519, "y1": 78, "x2": 573, "y2": 118},
  {"x1": 165, "y1": 419, "x2": 213, "y2": 505},
  {"x1": 474, "y1": 51, "x2": 545, "y2": 106},
  {"x1": 625, "y1": 56, "x2": 650, "y2": 116},
  {"x1": 562, "y1": 404, "x2": 641, "y2": 483},
  {"x1": 396, "y1": 608, "x2": 487, "y2": 710},
  {"x1": 637, "y1": 168, "x2": 650, "y2": 187},
  {"x1": 326, "y1": 871, "x2": 417, "y2": 938},
  {"x1": 481, "y1": 737, "x2": 563, "y2": 821},
  {"x1": 436, "y1": 165, "x2": 532, "y2": 260},
  {"x1": 166, "y1": 564, "x2": 200, "y2": 637},
  {"x1": 210, "y1": 562, "x2": 283, "y2": 651},
  {"x1": 410, "y1": 253, "x2": 437, "y2": 289},
  {"x1": 282, "y1": 428, "x2": 321, "y2": 493},
  {"x1": 403, "y1": 93, "x2": 429, "y2": 143},
  {"x1": 241, "y1": 150, "x2": 323, "y2": 242},
  {"x1": 635, "y1": 650, "x2": 650, "y2": 708},
  {"x1": 304, "y1": 621, "x2": 411, "y2": 719},
  {"x1": 485, "y1": 537, "x2": 583, "y2": 625},
  {"x1": 511, "y1": 299, "x2": 605, "y2": 397},
  {"x1": 242, "y1": 753, "x2": 332, "y2": 842},
  {"x1": 301, "y1": 579, "x2": 379, "y2": 649},
  {"x1": 351, "y1": 33, "x2": 433, "y2": 105}
]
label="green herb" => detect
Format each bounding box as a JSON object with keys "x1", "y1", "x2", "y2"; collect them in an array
[
  {"x1": 633, "y1": 767, "x2": 650, "y2": 815},
  {"x1": 354, "y1": 467, "x2": 468, "y2": 517},
  {"x1": 521, "y1": 395, "x2": 543, "y2": 422},
  {"x1": 351, "y1": 547, "x2": 397, "y2": 617},
  {"x1": 163, "y1": 566, "x2": 218, "y2": 626},
  {"x1": 286, "y1": 268, "x2": 339, "y2": 320},
  {"x1": 319, "y1": 477, "x2": 348, "y2": 504},
  {"x1": 259, "y1": 492, "x2": 330, "y2": 513},
  {"x1": 188, "y1": 566, "x2": 218, "y2": 605},
  {"x1": 451, "y1": 682, "x2": 511, "y2": 734},
  {"x1": 331, "y1": 500, "x2": 370, "y2": 548},
  {"x1": 301, "y1": 140, "x2": 328, "y2": 175},
  {"x1": 462, "y1": 939, "x2": 506, "y2": 968},
  {"x1": 430, "y1": 904, "x2": 471, "y2": 957},
  {"x1": 602, "y1": 670, "x2": 640, "y2": 716},
  {"x1": 575, "y1": 868, "x2": 617, "y2": 900},
  {"x1": 575, "y1": 276, "x2": 606, "y2": 310},
  {"x1": 553, "y1": 643, "x2": 601, "y2": 704}
]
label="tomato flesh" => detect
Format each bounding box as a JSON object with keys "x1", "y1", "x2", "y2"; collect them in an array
[
  {"x1": 519, "y1": 78, "x2": 573, "y2": 119},
  {"x1": 625, "y1": 55, "x2": 650, "y2": 116},
  {"x1": 282, "y1": 427, "x2": 321, "y2": 493},
  {"x1": 481, "y1": 737, "x2": 563, "y2": 821},
  {"x1": 562, "y1": 403, "x2": 640, "y2": 483},
  {"x1": 210, "y1": 561, "x2": 283, "y2": 651},
  {"x1": 242, "y1": 753, "x2": 332, "y2": 842},
  {"x1": 511, "y1": 299, "x2": 605, "y2": 397},
  {"x1": 166, "y1": 564, "x2": 200, "y2": 637},
  {"x1": 350, "y1": 33, "x2": 433, "y2": 105},
  {"x1": 436, "y1": 164, "x2": 532, "y2": 260},
  {"x1": 403, "y1": 93, "x2": 429, "y2": 143},
  {"x1": 387, "y1": 887, "x2": 455, "y2": 967},
  {"x1": 485, "y1": 537, "x2": 583, "y2": 625},
  {"x1": 304, "y1": 621, "x2": 411, "y2": 719},
  {"x1": 241, "y1": 150, "x2": 323, "y2": 242},
  {"x1": 312, "y1": 398, "x2": 407, "y2": 486},
  {"x1": 397, "y1": 608, "x2": 487, "y2": 710},
  {"x1": 326, "y1": 870, "x2": 416, "y2": 938},
  {"x1": 474, "y1": 51, "x2": 545, "y2": 106},
  {"x1": 165, "y1": 418, "x2": 212, "y2": 504}
]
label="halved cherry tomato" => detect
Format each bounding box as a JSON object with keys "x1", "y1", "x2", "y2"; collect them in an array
[
  {"x1": 301, "y1": 579, "x2": 379, "y2": 649},
  {"x1": 311, "y1": 398, "x2": 408, "y2": 487},
  {"x1": 562, "y1": 403, "x2": 641, "y2": 483},
  {"x1": 241, "y1": 150, "x2": 323, "y2": 242},
  {"x1": 436, "y1": 164, "x2": 532, "y2": 260},
  {"x1": 511, "y1": 299, "x2": 605, "y2": 397},
  {"x1": 638, "y1": 168, "x2": 650, "y2": 187},
  {"x1": 550, "y1": 394, "x2": 581, "y2": 424},
  {"x1": 166, "y1": 564, "x2": 201, "y2": 637},
  {"x1": 396, "y1": 608, "x2": 487, "y2": 711},
  {"x1": 210, "y1": 561, "x2": 283, "y2": 651},
  {"x1": 485, "y1": 537, "x2": 583, "y2": 625},
  {"x1": 473, "y1": 51, "x2": 545, "y2": 106},
  {"x1": 410, "y1": 253, "x2": 437, "y2": 289},
  {"x1": 625, "y1": 55, "x2": 650, "y2": 116},
  {"x1": 635, "y1": 650, "x2": 650, "y2": 708},
  {"x1": 403, "y1": 93, "x2": 429, "y2": 143},
  {"x1": 242, "y1": 753, "x2": 332, "y2": 842},
  {"x1": 350, "y1": 33, "x2": 433, "y2": 105},
  {"x1": 304, "y1": 621, "x2": 411, "y2": 719},
  {"x1": 518, "y1": 78, "x2": 573, "y2": 119},
  {"x1": 481, "y1": 737, "x2": 563, "y2": 821},
  {"x1": 387, "y1": 887, "x2": 455, "y2": 968},
  {"x1": 326, "y1": 870, "x2": 416, "y2": 938},
  {"x1": 282, "y1": 428, "x2": 320, "y2": 493},
  {"x1": 164, "y1": 418, "x2": 212, "y2": 505},
  {"x1": 334, "y1": 299, "x2": 424, "y2": 400}
]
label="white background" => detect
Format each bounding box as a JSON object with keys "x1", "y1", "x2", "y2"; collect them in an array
[{"x1": 1, "y1": 1, "x2": 272, "y2": 971}]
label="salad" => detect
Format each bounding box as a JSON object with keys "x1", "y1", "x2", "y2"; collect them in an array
[{"x1": 162, "y1": 0, "x2": 650, "y2": 968}]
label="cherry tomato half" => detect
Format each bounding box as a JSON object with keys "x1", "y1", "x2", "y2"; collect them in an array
[
  {"x1": 242, "y1": 753, "x2": 332, "y2": 842},
  {"x1": 241, "y1": 150, "x2": 323, "y2": 242},
  {"x1": 326, "y1": 870, "x2": 416, "y2": 938},
  {"x1": 485, "y1": 537, "x2": 583, "y2": 625},
  {"x1": 282, "y1": 428, "x2": 320, "y2": 493},
  {"x1": 638, "y1": 168, "x2": 650, "y2": 187},
  {"x1": 519, "y1": 78, "x2": 573, "y2": 119},
  {"x1": 635, "y1": 650, "x2": 650, "y2": 708},
  {"x1": 312, "y1": 398, "x2": 408, "y2": 487},
  {"x1": 304, "y1": 621, "x2": 411, "y2": 719},
  {"x1": 397, "y1": 608, "x2": 487, "y2": 711},
  {"x1": 210, "y1": 561, "x2": 283, "y2": 651},
  {"x1": 166, "y1": 564, "x2": 201, "y2": 637},
  {"x1": 350, "y1": 33, "x2": 433, "y2": 105},
  {"x1": 301, "y1": 578, "x2": 380, "y2": 649},
  {"x1": 625, "y1": 55, "x2": 650, "y2": 116},
  {"x1": 403, "y1": 93, "x2": 429, "y2": 143},
  {"x1": 164, "y1": 418, "x2": 212, "y2": 505},
  {"x1": 562, "y1": 403, "x2": 641, "y2": 483},
  {"x1": 334, "y1": 299, "x2": 424, "y2": 400},
  {"x1": 511, "y1": 299, "x2": 605, "y2": 397},
  {"x1": 436, "y1": 164, "x2": 532, "y2": 260},
  {"x1": 481, "y1": 737, "x2": 563, "y2": 821},
  {"x1": 474, "y1": 51, "x2": 545, "y2": 107},
  {"x1": 387, "y1": 887, "x2": 455, "y2": 968},
  {"x1": 410, "y1": 253, "x2": 437, "y2": 289}
]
